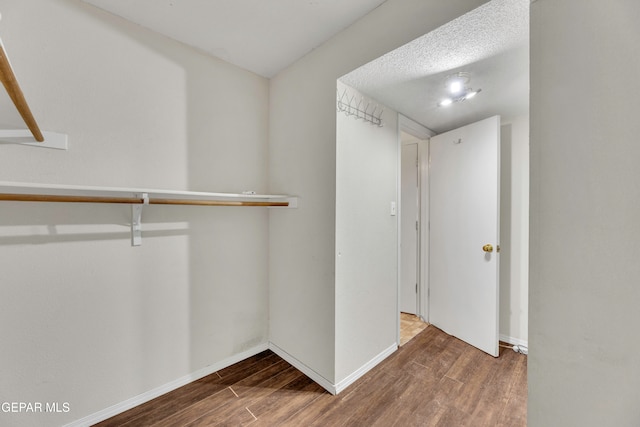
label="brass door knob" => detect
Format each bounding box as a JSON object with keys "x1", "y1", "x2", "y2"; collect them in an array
[{"x1": 482, "y1": 244, "x2": 494, "y2": 253}]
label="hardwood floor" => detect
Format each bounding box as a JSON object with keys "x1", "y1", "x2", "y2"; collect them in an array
[{"x1": 94, "y1": 327, "x2": 527, "y2": 426}]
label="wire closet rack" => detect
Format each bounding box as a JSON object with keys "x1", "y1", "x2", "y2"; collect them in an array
[{"x1": 337, "y1": 87, "x2": 384, "y2": 127}]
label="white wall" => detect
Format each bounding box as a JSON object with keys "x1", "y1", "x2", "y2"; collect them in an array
[
  {"x1": 530, "y1": 1, "x2": 640, "y2": 425},
  {"x1": 0, "y1": 0, "x2": 269, "y2": 425},
  {"x1": 269, "y1": 0, "x2": 488, "y2": 386},
  {"x1": 500, "y1": 115, "x2": 529, "y2": 345},
  {"x1": 335, "y1": 82, "x2": 398, "y2": 384}
]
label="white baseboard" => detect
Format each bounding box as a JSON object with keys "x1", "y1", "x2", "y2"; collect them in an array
[
  {"x1": 268, "y1": 342, "x2": 397, "y2": 396},
  {"x1": 64, "y1": 343, "x2": 269, "y2": 427},
  {"x1": 66, "y1": 341, "x2": 400, "y2": 425},
  {"x1": 499, "y1": 334, "x2": 528, "y2": 348},
  {"x1": 268, "y1": 342, "x2": 337, "y2": 395},
  {"x1": 334, "y1": 343, "x2": 397, "y2": 394}
]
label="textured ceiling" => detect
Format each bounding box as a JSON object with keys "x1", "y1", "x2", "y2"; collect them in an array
[
  {"x1": 340, "y1": 0, "x2": 529, "y2": 133},
  {"x1": 81, "y1": 0, "x2": 388, "y2": 78}
]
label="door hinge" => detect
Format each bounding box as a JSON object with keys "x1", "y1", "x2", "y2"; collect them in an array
[
  {"x1": 416, "y1": 220, "x2": 419, "y2": 231},
  {"x1": 416, "y1": 283, "x2": 418, "y2": 294}
]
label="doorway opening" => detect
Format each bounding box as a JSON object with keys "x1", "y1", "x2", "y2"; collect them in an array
[
  {"x1": 398, "y1": 118, "x2": 432, "y2": 346},
  {"x1": 337, "y1": 0, "x2": 529, "y2": 356}
]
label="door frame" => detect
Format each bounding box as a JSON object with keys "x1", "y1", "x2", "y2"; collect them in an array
[
  {"x1": 397, "y1": 115, "x2": 434, "y2": 344},
  {"x1": 400, "y1": 142, "x2": 419, "y2": 315}
]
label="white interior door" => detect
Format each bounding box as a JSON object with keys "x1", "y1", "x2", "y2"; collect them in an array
[
  {"x1": 401, "y1": 143, "x2": 419, "y2": 314},
  {"x1": 429, "y1": 115, "x2": 500, "y2": 357}
]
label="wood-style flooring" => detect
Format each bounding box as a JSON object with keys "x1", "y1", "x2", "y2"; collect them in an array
[{"x1": 94, "y1": 326, "x2": 527, "y2": 426}]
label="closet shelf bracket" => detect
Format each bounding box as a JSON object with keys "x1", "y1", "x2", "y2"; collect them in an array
[{"x1": 131, "y1": 193, "x2": 149, "y2": 246}]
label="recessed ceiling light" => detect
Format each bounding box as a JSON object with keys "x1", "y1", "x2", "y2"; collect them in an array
[{"x1": 439, "y1": 98, "x2": 453, "y2": 107}]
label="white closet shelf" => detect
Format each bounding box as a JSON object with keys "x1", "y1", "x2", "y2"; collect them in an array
[
  {"x1": 0, "y1": 181, "x2": 298, "y2": 246},
  {"x1": 0, "y1": 130, "x2": 68, "y2": 150},
  {"x1": 0, "y1": 181, "x2": 296, "y2": 205}
]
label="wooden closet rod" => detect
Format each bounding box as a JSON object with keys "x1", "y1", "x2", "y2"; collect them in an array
[
  {"x1": 0, "y1": 39, "x2": 44, "y2": 142},
  {"x1": 0, "y1": 193, "x2": 289, "y2": 207},
  {"x1": 150, "y1": 198, "x2": 289, "y2": 207}
]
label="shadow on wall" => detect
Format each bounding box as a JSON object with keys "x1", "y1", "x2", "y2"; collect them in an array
[
  {"x1": 0, "y1": 201, "x2": 189, "y2": 245},
  {"x1": 64, "y1": 0, "x2": 272, "y2": 368},
  {"x1": 64, "y1": 0, "x2": 284, "y2": 380}
]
